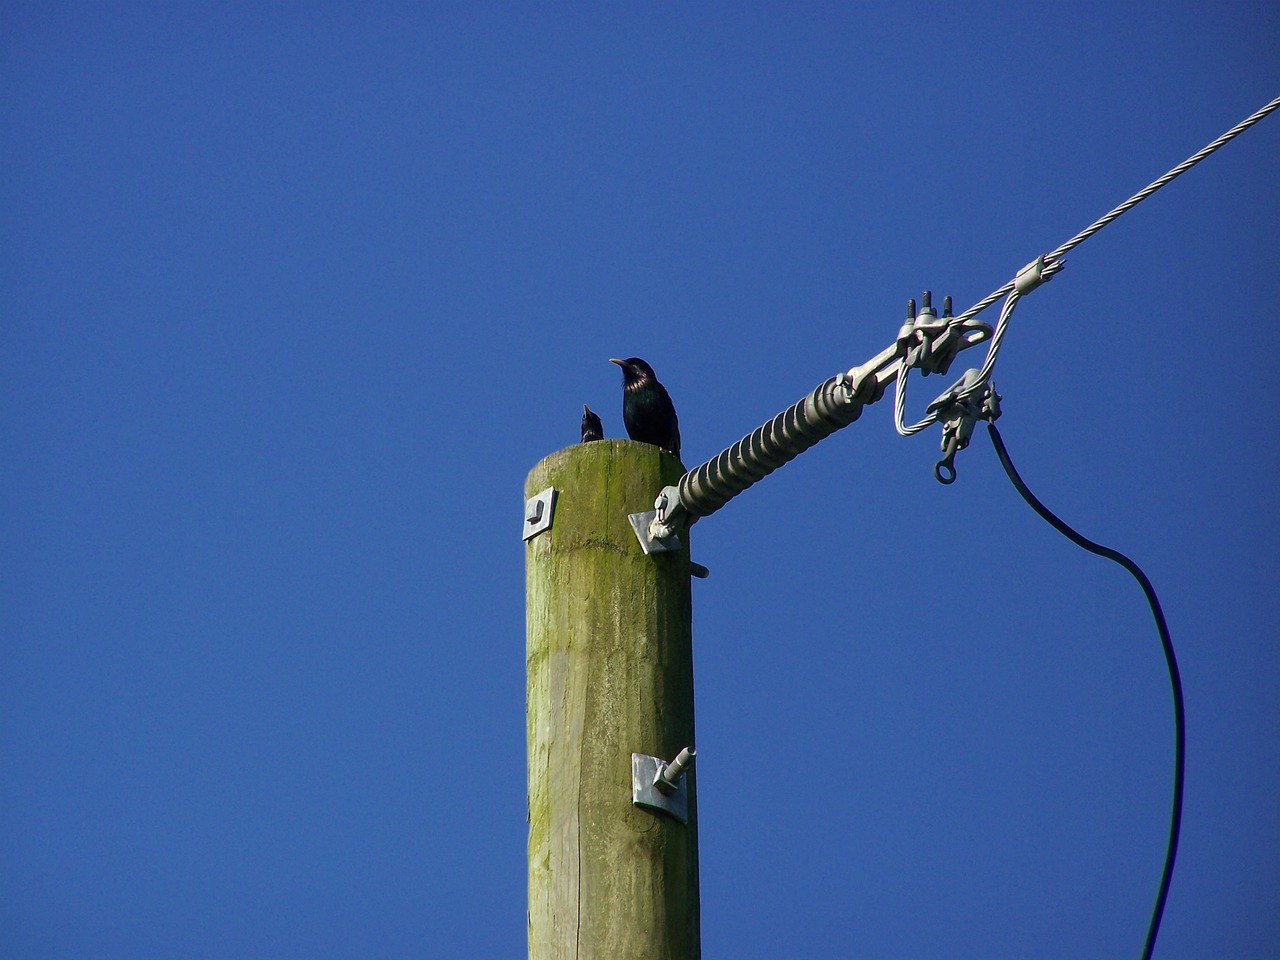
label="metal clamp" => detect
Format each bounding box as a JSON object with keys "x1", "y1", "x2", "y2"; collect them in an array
[
  {"x1": 1015, "y1": 254, "x2": 1050, "y2": 294},
  {"x1": 626, "y1": 484, "x2": 687, "y2": 554},
  {"x1": 632, "y1": 747, "x2": 696, "y2": 824},
  {"x1": 926, "y1": 370, "x2": 1002, "y2": 484},
  {"x1": 629, "y1": 490, "x2": 709, "y2": 576},
  {"x1": 897, "y1": 291, "x2": 993, "y2": 379},
  {"x1": 627, "y1": 509, "x2": 682, "y2": 555}
]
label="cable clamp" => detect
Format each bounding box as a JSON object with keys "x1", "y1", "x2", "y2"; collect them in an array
[
  {"x1": 650, "y1": 485, "x2": 688, "y2": 540},
  {"x1": 1013, "y1": 254, "x2": 1065, "y2": 295},
  {"x1": 840, "y1": 353, "x2": 892, "y2": 405},
  {"x1": 926, "y1": 369, "x2": 1002, "y2": 484},
  {"x1": 627, "y1": 485, "x2": 689, "y2": 555},
  {"x1": 899, "y1": 291, "x2": 992, "y2": 379}
]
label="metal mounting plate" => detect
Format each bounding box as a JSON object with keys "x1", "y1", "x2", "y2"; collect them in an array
[
  {"x1": 627, "y1": 510, "x2": 682, "y2": 555},
  {"x1": 632, "y1": 752, "x2": 690, "y2": 824},
  {"x1": 523, "y1": 487, "x2": 557, "y2": 541}
]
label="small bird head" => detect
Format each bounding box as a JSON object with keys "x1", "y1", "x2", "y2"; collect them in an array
[
  {"x1": 580, "y1": 404, "x2": 604, "y2": 443},
  {"x1": 609, "y1": 357, "x2": 656, "y2": 387}
]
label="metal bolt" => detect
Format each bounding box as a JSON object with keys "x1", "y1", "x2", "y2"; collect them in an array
[{"x1": 654, "y1": 746, "x2": 696, "y2": 794}]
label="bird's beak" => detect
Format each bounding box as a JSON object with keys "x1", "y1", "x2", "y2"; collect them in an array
[
  {"x1": 609, "y1": 358, "x2": 626, "y2": 368},
  {"x1": 583, "y1": 403, "x2": 590, "y2": 414}
]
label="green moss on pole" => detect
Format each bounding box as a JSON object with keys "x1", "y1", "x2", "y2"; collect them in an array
[{"x1": 525, "y1": 439, "x2": 699, "y2": 960}]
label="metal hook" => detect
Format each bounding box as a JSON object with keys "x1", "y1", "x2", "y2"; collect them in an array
[{"x1": 934, "y1": 434, "x2": 960, "y2": 484}]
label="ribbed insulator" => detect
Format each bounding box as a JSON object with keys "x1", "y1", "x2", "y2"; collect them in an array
[{"x1": 677, "y1": 376, "x2": 864, "y2": 521}]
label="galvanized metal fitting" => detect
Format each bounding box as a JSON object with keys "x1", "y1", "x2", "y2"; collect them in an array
[
  {"x1": 523, "y1": 487, "x2": 557, "y2": 540},
  {"x1": 632, "y1": 747, "x2": 697, "y2": 823},
  {"x1": 926, "y1": 369, "x2": 1002, "y2": 484}
]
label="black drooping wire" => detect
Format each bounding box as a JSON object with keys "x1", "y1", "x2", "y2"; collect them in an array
[{"x1": 986, "y1": 422, "x2": 1185, "y2": 960}]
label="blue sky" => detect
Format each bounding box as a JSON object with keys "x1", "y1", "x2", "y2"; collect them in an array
[{"x1": 3, "y1": 3, "x2": 1278, "y2": 957}]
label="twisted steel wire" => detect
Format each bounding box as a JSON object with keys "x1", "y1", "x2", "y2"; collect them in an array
[
  {"x1": 950, "y1": 93, "x2": 1280, "y2": 330},
  {"x1": 896, "y1": 94, "x2": 1280, "y2": 435},
  {"x1": 1048, "y1": 93, "x2": 1280, "y2": 261},
  {"x1": 671, "y1": 94, "x2": 1280, "y2": 524}
]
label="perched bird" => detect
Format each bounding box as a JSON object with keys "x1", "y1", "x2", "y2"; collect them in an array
[
  {"x1": 580, "y1": 404, "x2": 604, "y2": 443},
  {"x1": 609, "y1": 357, "x2": 681, "y2": 459}
]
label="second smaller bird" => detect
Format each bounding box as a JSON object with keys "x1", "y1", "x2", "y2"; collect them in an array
[
  {"x1": 609, "y1": 357, "x2": 681, "y2": 459},
  {"x1": 580, "y1": 404, "x2": 604, "y2": 443}
]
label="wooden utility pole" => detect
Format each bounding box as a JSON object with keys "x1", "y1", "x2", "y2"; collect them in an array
[{"x1": 524, "y1": 439, "x2": 699, "y2": 960}]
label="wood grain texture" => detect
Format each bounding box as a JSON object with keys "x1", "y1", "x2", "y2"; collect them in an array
[{"x1": 525, "y1": 440, "x2": 699, "y2": 960}]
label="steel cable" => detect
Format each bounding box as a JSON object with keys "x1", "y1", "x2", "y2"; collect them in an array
[{"x1": 670, "y1": 94, "x2": 1280, "y2": 524}]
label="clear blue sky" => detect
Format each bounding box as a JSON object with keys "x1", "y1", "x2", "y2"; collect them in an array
[{"x1": 4, "y1": 3, "x2": 1278, "y2": 958}]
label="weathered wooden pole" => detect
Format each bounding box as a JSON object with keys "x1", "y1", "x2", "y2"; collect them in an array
[{"x1": 524, "y1": 439, "x2": 699, "y2": 960}]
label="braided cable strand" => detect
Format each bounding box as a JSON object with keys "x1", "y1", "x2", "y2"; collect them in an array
[
  {"x1": 948, "y1": 94, "x2": 1280, "y2": 330},
  {"x1": 893, "y1": 352, "x2": 938, "y2": 436},
  {"x1": 1049, "y1": 93, "x2": 1280, "y2": 261},
  {"x1": 668, "y1": 95, "x2": 1280, "y2": 525},
  {"x1": 894, "y1": 95, "x2": 1280, "y2": 430}
]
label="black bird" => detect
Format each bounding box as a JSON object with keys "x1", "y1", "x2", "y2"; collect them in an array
[
  {"x1": 609, "y1": 357, "x2": 681, "y2": 459},
  {"x1": 580, "y1": 404, "x2": 604, "y2": 443}
]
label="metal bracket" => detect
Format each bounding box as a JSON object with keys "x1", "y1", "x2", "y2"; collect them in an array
[
  {"x1": 632, "y1": 748, "x2": 696, "y2": 824},
  {"x1": 844, "y1": 307, "x2": 991, "y2": 404},
  {"x1": 926, "y1": 370, "x2": 1002, "y2": 484},
  {"x1": 627, "y1": 510, "x2": 682, "y2": 555},
  {"x1": 523, "y1": 487, "x2": 557, "y2": 541},
  {"x1": 898, "y1": 291, "x2": 994, "y2": 380}
]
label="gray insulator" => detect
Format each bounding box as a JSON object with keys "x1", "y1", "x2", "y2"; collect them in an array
[{"x1": 677, "y1": 376, "x2": 864, "y2": 521}]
